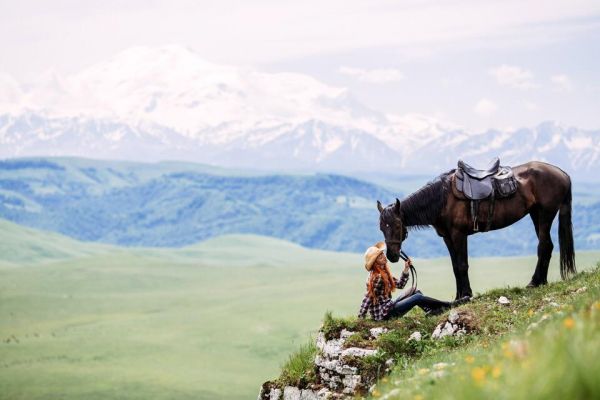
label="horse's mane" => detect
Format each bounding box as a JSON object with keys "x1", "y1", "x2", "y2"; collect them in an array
[{"x1": 397, "y1": 170, "x2": 453, "y2": 229}]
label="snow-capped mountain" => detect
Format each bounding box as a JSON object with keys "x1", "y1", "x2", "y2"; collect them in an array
[{"x1": 0, "y1": 45, "x2": 599, "y2": 179}]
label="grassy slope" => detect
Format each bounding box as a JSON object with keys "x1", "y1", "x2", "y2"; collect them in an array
[
  {"x1": 1, "y1": 219, "x2": 599, "y2": 399},
  {"x1": 371, "y1": 268, "x2": 600, "y2": 400}
]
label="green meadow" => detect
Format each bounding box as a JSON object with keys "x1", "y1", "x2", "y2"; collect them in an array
[{"x1": 1, "y1": 219, "x2": 599, "y2": 400}]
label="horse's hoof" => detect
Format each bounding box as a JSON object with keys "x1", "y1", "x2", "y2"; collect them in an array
[{"x1": 527, "y1": 280, "x2": 547, "y2": 288}]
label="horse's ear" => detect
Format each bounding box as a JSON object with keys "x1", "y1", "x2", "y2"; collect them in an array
[
  {"x1": 377, "y1": 200, "x2": 383, "y2": 213},
  {"x1": 395, "y1": 198, "x2": 401, "y2": 215}
]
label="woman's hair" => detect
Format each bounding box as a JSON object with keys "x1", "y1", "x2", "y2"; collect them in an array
[{"x1": 367, "y1": 260, "x2": 396, "y2": 303}]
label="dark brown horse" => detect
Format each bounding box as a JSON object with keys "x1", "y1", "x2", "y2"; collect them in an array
[{"x1": 377, "y1": 161, "x2": 576, "y2": 299}]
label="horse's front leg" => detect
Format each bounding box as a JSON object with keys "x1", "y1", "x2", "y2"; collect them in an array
[
  {"x1": 443, "y1": 236, "x2": 461, "y2": 300},
  {"x1": 451, "y1": 230, "x2": 473, "y2": 298}
]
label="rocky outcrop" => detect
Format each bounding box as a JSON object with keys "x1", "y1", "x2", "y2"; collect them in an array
[
  {"x1": 258, "y1": 327, "x2": 391, "y2": 399},
  {"x1": 259, "y1": 311, "x2": 477, "y2": 399},
  {"x1": 431, "y1": 310, "x2": 478, "y2": 339}
]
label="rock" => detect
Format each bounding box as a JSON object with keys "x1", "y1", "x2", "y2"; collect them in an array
[
  {"x1": 300, "y1": 389, "x2": 320, "y2": 400},
  {"x1": 407, "y1": 331, "x2": 422, "y2": 342},
  {"x1": 448, "y1": 310, "x2": 459, "y2": 323},
  {"x1": 270, "y1": 388, "x2": 282, "y2": 400},
  {"x1": 575, "y1": 286, "x2": 587, "y2": 294},
  {"x1": 335, "y1": 364, "x2": 358, "y2": 375},
  {"x1": 369, "y1": 327, "x2": 388, "y2": 338},
  {"x1": 385, "y1": 358, "x2": 394, "y2": 368},
  {"x1": 432, "y1": 324, "x2": 442, "y2": 338},
  {"x1": 433, "y1": 362, "x2": 449, "y2": 370},
  {"x1": 340, "y1": 347, "x2": 377, "y2": 358},
  {"x1": 549, "y1": 302, "x2": 560, "y2": 307},
  {"x1": 341, "y1": 375, "x2": 361, "y2": 393},
  {"x1": 339, "y1": 329, "x2": 354, "y2": 339},
  {"x1": 498, "y1": 296, "x2": 510, "y2": 305},
  {"x1": 316, "y1": 388, "x2": 331, "y2": 399},
  {"x1": 284, "y1": 386, "x2": 301, "y2": 400}
]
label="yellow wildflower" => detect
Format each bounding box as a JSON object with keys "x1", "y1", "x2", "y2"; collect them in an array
[
  {"x1": 372, "y1": 389, "x2": 381, "y2": 397},
  {"x1": 563, "y1": 317, "x2": 575, "y2": 329},
  {"x1": 492, "y1": 366, "x2": 502, "y2": 378},
  {"x1": 594, "y1": 301, "x2": 600, "y2": 311},
  {"x1": 528, "y1": 309, "x2": 534, "y2": 317},
  {"x1": 418, "y1": 368, "x2": 430, "y2": 375},
  {"x1": 471, "y1": 367, "x2": 486, "y2": 384},
  {"x1": 381, "y1": 377, "x2": 388, "y2": 383},
  {"x1": 465, "y1": 355, "x2": 475, "y2": 364}
]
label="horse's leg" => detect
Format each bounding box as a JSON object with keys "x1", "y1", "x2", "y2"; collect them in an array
[
  {"x1": 528, "y1": 209, "x2": 557, "y2": 287},
  {"x1": 451, "y1": 230, "x2": 473, "y2": 298},
  {"x1": 443, "y1": 236, "x2": 461, "y2": 300}
]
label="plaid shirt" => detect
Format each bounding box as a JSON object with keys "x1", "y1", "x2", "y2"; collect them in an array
[{"x1": 358, "y1": 272, "x2": 410, "y2": 321}]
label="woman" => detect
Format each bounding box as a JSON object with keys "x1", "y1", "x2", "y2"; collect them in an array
[{"x1": 358, "y1": 242, "x2": 468, "y2": 320}]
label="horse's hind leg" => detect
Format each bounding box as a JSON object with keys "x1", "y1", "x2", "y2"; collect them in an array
[{"x1": 528, "y1": 209, "x2": 557, "y2": 287}]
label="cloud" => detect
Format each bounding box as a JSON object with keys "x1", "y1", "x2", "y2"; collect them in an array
[
  {"x1": 339, "y1": 66, "x2": 404, "y2": 83},
  {"x1": 523, "y1": 100, "x2": 539, "y2": 111},
  {"x1": 474, "y1": 98, "x2": 498, "y2": 117},
  {"x1": 551, "y1": 74, "x2": 574, "y2": 91},
  {"x1": 489, "y1": 64, "x2": 538, "y2": 89}
]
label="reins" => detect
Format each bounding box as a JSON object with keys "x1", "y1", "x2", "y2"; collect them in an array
[
  {"x1": 397, "y1": 248, "x2": 418, "y2": 295},
  {"x1": 383, "y1": 238, "x2": 418, "y2": 294}
]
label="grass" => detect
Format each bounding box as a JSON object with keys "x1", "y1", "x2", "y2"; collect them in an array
[
  {"x1": 366, "y1": 267, "x2": 600, "y2": 400},
  {"x1": 1, "y1": 219, "x2": 600, "y2": 399},
  {"x1": 277, "y1": 339, "x2": 318, "y2": 387}
]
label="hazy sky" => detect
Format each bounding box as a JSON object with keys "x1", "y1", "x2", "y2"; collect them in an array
[{"x1": 1, "y1": 0, "x2": 600, "y2": 131}]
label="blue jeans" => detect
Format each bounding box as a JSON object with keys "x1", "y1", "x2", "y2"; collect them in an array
[{"x1": 385, "y1": 290, "x2": 451, "y2": 319}]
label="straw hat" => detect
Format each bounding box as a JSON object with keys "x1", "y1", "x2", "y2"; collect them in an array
[{"x1": 364, "y1": 241, "x2": 387, "y2": 271}]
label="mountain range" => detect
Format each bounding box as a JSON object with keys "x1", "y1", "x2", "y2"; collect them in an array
[
  {"x1": 1, "y1": 45, "x2": 599, "y2": 179},
  {"x1": 2, "y1": 157, "x2": 600, "y2": 257}
]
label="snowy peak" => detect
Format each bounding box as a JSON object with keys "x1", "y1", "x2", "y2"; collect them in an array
[{"x1": 7, "y1": 45, "x2": 387, "y2": 138}]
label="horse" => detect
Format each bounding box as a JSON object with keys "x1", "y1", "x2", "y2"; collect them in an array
[{"x1": 377, "y1": 161, "x2": 576, "y2": 299}]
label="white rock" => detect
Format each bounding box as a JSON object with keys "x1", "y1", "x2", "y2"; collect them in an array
[
  {"x1": 340, "y1": 347, "x2": 377, "y2": 358},
  {"x1": 342, "y1": 374, "x2": 361, "y2": 392},
  {"x1": 433, "y1": 362, "x2": 449, "y2": 370},
  {"x1": 316, "y1": 388, "x2": 331, "y2": 399},
  {"x1": 283, "y1": 386, "x2": 301, "y2": 400},
  {"x1": 432, "y1": 324, "x2": 442, "y2": 339},
  {"x1": 300, "y1": 389, "x2": 320, "y2": 400},
  {"x1": 448, "y1": 310, "x2": 459, "y2": 324},
  {"x1": 369, "y1": 327, "x2": 388, "y2": 338},
  {"x1": 340, "y1": 329, "x2": 354, "y2": 339},
  {"x1": 335, "y1": 364, "x2": 358, "y2": 375},
  {"x1": 498, "y1": 296, "x2": 510, "y2": 305},
  {"x1": 407, "y1": 331, "x2": 422, "y2": 342},
  {"x1": 431, "y1": 370, "x2": 446, "y2": 379},
  {"x1": 318, "y1": 337, "x2": 344, "y2": 358},
  {"x1": 270, "y1": 388, "x2": 282, "y2": 400},
  {"x1": 314, "y1": 355, "x2": 338, "y2": 371},
  {"x1": 549, "y1": 302, "x2": 560, "y2": 307},
  {"x1": 575, "y1": 286, "x2": 587, "y2": 294}
]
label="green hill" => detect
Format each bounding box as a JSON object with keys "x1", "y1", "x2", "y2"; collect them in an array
[
  {"x1": 263, "y1": 268, "x2": 600, "y2": 400},
  {"x1": 1, "y1": 220, "x2": 599, "y2": 399}
]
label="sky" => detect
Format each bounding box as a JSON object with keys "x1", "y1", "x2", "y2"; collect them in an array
[{"x1": 1, "y1": 0, "x2": 600, "y2": 131}]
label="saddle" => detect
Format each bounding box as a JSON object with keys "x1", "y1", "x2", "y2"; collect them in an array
[{"x1": 454, "y1": 157, "x2": 518, "y2": 231}]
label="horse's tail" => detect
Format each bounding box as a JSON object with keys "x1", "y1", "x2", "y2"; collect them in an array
[{"x1": 558, "y1": 179, "x2": 576, "y2": 280}]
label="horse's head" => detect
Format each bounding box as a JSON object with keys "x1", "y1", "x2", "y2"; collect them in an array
[{"x1": 377, "y1": 199, "x2": 408, "y2": 263}]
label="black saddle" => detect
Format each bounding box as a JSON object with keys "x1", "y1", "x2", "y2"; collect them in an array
[
  {"x1": 458, "y1": 158, "x2": 500, "y2": 179},
  {"x1": 455, "y1": 157, "x2": 517, "y2": 231}
]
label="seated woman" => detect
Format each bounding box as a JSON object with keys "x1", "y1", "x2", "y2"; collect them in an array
[{"x1": 358, "y1": 242, "x2": 468, "y2": 321}]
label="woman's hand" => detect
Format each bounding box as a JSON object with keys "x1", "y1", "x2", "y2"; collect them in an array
[{"x1": 403, "y1": 258, "x2": 412, "y2": 274}]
